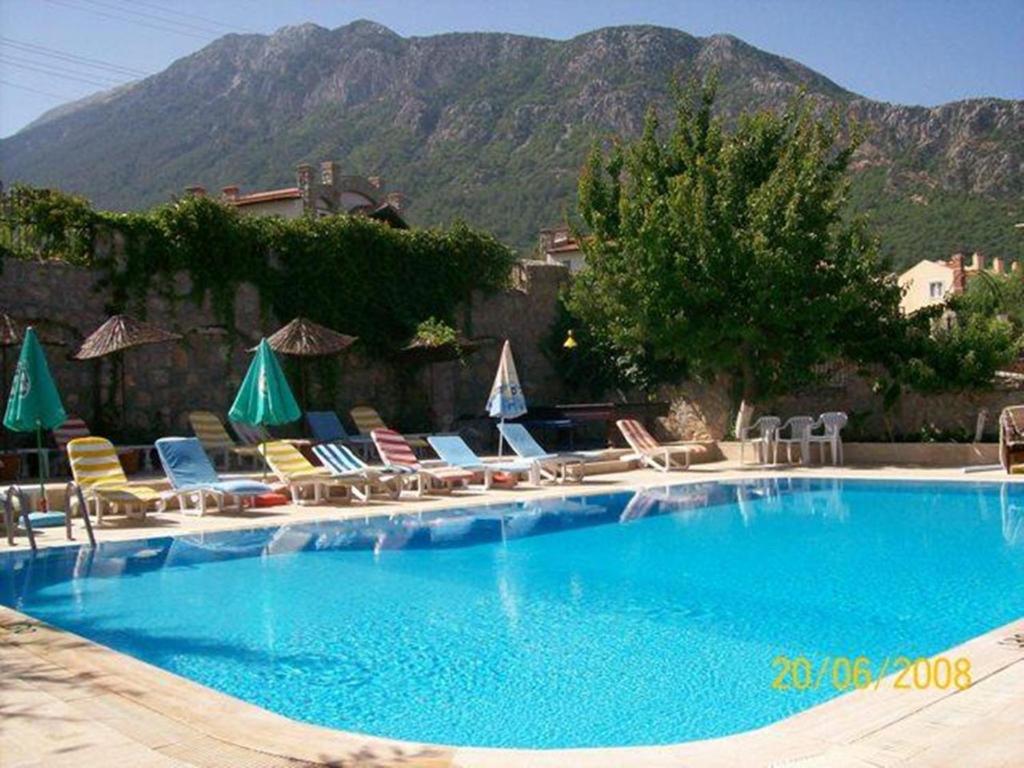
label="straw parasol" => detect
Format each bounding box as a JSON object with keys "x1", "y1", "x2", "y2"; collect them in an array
[
  {"x1": 75, "y1": 315, "x2": 182, "y2": 429},
  {"x1": 399, "y1": 334, "x2": 488, "y2": 366},
  {"x1": 400, "y1": 333, "x2": 493, "y2": 431},
  {"x1": 260, "y1": 317, "x2": 357, "y2": 409}
]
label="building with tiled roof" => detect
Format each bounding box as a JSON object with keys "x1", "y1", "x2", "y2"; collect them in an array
[
  {"x1": 538, "y1": 226, "x2": 585, "y2": 273},
  {"x1": 185, "y1": 160, "x2": 408, "y2": 226}
]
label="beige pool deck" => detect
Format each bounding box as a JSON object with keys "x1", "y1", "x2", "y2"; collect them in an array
[{"x1": 2, "y1": 461, "x2": 1023, "y2": 767}]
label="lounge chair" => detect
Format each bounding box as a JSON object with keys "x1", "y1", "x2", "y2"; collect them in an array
[
  {"x1": 1000, "y1": 406, "x2": 1024, "y2": 473},
  {"x1": 311, "y1": 442, "x2": 406, "y2": 500},
  {"x1": 306, "y1": 410, "x2": 374, "y2": 457},
  {"x1": 155, "y1": 437, "x2": 272, "y2": 516},
  {"x1": 807, "y1": 411, "x2": 848, "y2": 465},
  {"x1": 188, "y1": 411, "x2": 261, "y2": 469},
  {"x1": 52, "y1": 416, "x2": 90, "y2": 471},
  {"x1": 67, "y1": 437, "x2": 164, "y2": 524},
  {"x1": 351, "y1": 405, "x2": 430, "y2": 452},
  {"x1": 371, "y1": 428, "x2": 474, "y2": 497},
  {"x1": 497, "y1": 422, "x2": 587, "y2": 483},
  {"x1": 53, "y1": 416, "x2": 153, "y2": 474},
  {"x1": 776, "y1": 416, "x2": 816, "y2": 464},
  {"x1": 737, "y1": 416, "x2": 781, "y2": 465},
  {"x1": 427, "y1": 434, "x2": 538, "y2": 487},
  {"x1": 230, "y1": 419, "x2": 271, "y2": 447},
  {"x1": 259, "y1": 440, "x2": 363, "y2": 505},
  {"x1": 616, "y1": 419, "x2": 700, "y2": 472}
]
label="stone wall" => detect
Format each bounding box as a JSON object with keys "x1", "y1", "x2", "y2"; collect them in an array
[
  {"x1": 659, "y1": 365, "x2": 1024, "y2": 442},
  {"x1": 0, "y1": 258, "x2": 570, "y2": 441}
]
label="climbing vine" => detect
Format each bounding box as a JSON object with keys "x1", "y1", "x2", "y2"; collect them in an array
[{"x1": 0, "y1": 184, "x2": 514, "y2": 352}]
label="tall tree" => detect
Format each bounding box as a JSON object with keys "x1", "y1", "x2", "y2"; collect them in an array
[{"x1": 569, "y1": 79, "x2": 905, "y2": 412}]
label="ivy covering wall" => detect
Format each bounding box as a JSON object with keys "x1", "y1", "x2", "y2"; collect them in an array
[{"x1": 0, "y1": 184, "x2": 515, "y2": 353}]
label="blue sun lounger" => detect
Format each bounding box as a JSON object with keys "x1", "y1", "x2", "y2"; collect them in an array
[
  {"x1": 311, "y1": 442, "x2": 408, "y2": 500},
  {"x1": 306, "y1": 411, "x2": 374, "y2": 458},
  {"x1": 155, "y1": 437, "x2": 272, "y2": 515},
  {"x1": 496, "y1": 423, "x2": 589, "y2": 483},
  {"x1": 427, "y1": 435, "x2": 538, "y2": 487}
]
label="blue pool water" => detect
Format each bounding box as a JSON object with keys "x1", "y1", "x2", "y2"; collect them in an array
[{"x1": 2, "y1": 478, "x2": 1023, "y2": 748}]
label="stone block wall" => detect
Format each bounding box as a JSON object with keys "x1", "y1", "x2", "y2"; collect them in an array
[
  {"x1": 0, "y1": 257, "x2": 570, "y2": 442},
  {"x1": 659, "y1": 365, "x2": 1024, "y2": 442}
]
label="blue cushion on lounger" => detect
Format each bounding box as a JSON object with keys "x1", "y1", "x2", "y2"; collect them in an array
[
  {"x1": 25, "y1": 511, "x2": 66, "y2": 527},
  {"x1": 156, "y1": 437, "x2": 270, "y2": 495},
  {"x1": 210, "y1": 479, "x2": 273, "y2": 495}
]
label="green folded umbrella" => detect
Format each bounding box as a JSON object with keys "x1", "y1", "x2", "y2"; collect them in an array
[
  {"x1": 4, "y1": 327, "x2": 67, "y2": 508},
  {"x1": 228, "y1": 338, "x2": 300, "y2": 478}
]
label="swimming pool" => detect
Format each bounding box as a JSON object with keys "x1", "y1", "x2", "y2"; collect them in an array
[{"x1": 1, "y1": 478, "x2": 1022, "y2": 748}]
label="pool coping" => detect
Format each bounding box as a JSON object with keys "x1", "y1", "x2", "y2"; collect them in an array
[{"x1": 4, "y1": 469, "x2": 1024, "y2": 766}]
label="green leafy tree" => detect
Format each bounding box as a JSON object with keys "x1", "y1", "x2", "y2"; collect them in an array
[{"x1": 568, "y1": 79, "x2": 906, "y2": 411}]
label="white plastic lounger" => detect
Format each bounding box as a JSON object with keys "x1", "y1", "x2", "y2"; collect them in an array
[
  {"x1": 311, "y1": 442, "x2": 406, "y2": 500},
  {"x1": 155, "y1": 437, "x2": 272, "y2": 516},
  {"x1": 427, "y1": 434, "x2": 539, "y2": 487},
  {"x1": 496, "y1": 423, "x2": 587, "y2": 483},
  {"x1": 371, "y1": 429, "x2": 474, "y2": 497},
  {"x1": 616, "y1": 419, "x2": 699, "y2": 472}
]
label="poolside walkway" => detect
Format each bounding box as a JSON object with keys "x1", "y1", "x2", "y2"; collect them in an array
[{"x1": 3, "y1": 461, "x2": 1023, "y2": 767}]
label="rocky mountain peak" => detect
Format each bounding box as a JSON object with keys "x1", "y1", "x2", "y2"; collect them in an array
[{"x1": 0, "y1": 22, "x2": 1019, "y2": 263}]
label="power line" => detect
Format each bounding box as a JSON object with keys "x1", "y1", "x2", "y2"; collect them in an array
[
  {"x1": 110, "y1": 0, "x2": 245, "y2": 33},
  {"x1": 78, "y1": 0, "x2": 228, "y2": 36},
  {"x1": 1, "y1": 53, "x2": 127, "y2": 85},
  {"x1": 0, "y1": 57, "x2": 127, "y2": 89},
  {"x1": 42, "y1": 0, "x2": 213, "y2": 41},
  {"x1": 0, "y1": 37, "x2": 150, "y2": 77},
  {"x1": 0, "y1": 77, "x2": 75, "y2": 101}
]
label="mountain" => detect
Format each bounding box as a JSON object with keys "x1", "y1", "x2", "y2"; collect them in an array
[{"x1": 1, "y1": 21, "x2": 1021, "y2": 266}]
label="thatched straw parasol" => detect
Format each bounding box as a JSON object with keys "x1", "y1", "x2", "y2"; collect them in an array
[
  {"x1": 259, "y1": 317, "x2": 357, "y2": 409},
  {"x1": 264, "y1": 317, "x2": 357, "y2": 357},
  {"x1": 75, "y1": 315, "x2": 182, "y2": 360},
  {"x1": 399, "y1": 334, "x2": 494, "y2": 428},
  {"x1": 399, "y1": 334, "x2": 489, "y2": 366},
  {"x1": 75, "y1": 315, "x2": 182, "y2": 429}
]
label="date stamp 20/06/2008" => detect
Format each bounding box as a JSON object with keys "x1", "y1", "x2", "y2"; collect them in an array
[{"x1": 771, "y1": 655, "x2": 972, "y2": 693}]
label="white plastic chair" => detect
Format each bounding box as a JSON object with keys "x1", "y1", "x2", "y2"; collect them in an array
[
  {"x1": 776, "y1": 416, "x2": 816, "y2": 464},
  {"x1": 808, "y1": 411, "x2": 848, "y2": 465},
  {"x1": 738, "y1": 416, "x2": 781, "y2": 465}
]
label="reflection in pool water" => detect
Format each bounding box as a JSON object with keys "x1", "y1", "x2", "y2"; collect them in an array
[{"x1": 1, "y1": 478, "x2": 1023, "y2": 748}]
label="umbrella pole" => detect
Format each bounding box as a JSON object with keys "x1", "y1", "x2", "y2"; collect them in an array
[
  {"x1": 36, "y1": 423, "x2": 47, "y2": 513},
  {"x1": 301, "y1": 362, "x2": 308, "y2": 413},
  {"x1": 120, "y1": 352, "x2": 127, "y2": 436},
  {"x1": 498, "y1": 416, "x2": 505, "y2": 458},
  {"x1": 1, "y1": 346, "x2": 7, "y2": 451},
  {"x1": 261, "y1": 439, "x2": 267, "y2": 482}
]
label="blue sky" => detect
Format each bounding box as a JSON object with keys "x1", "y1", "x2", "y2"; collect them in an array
[{"x1": 1, "y1": 0, "x2": 1021, "y2": 137}]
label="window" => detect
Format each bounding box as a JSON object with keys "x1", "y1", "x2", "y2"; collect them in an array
[{"x1": 929, "y1": 281, "x2": 945, "y2": 298}]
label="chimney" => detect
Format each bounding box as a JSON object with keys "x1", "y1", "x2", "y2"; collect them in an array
[
  {"x1": 384, "y1": 191, "x2": 405, "y2": 211},
  {"x1": 1013, "y1": 261, "x2": 1021, "y2": 274},
  {"x1": 992, "y1": 257, "x2": 1005, "y2": 275},
  {"x1": 320, "y1": 160, "x2": 339, "y2": 189},
  {"x1": 296, "y1": 163, "x2": 314, "y2": 212},
  {"x1": 184, "y1": 185, "x2": 206, "y2": 197},
  {"x1": 538, "y1": 228, "x2": 556, "y2": 254},
  {"x1": 969, "y1": 251, "x2": 986, "y2": 272},
  {"x1": 949, "y1": 253, "x2": 966, "y2": 293},
  {"x1": 221, "y1": 185, "x2": 240, "y2": 202}
]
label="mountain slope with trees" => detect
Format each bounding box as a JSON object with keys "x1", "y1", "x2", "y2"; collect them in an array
[{"x1": 1, "y1": 21, "x2": 1020, "y2": 265}]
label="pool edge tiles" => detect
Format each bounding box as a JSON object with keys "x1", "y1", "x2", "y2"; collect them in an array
[
  {"x1": 6, "y1": 475, "x2": 1024, "y2": 757},
  {"x1": 3, "y1": 602, "x2": 1022, "y2": 768}
]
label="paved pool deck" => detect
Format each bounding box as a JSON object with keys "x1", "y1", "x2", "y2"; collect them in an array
[{"x1": 2, "y1": 461, "x2": 1023, "y2": 767}]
